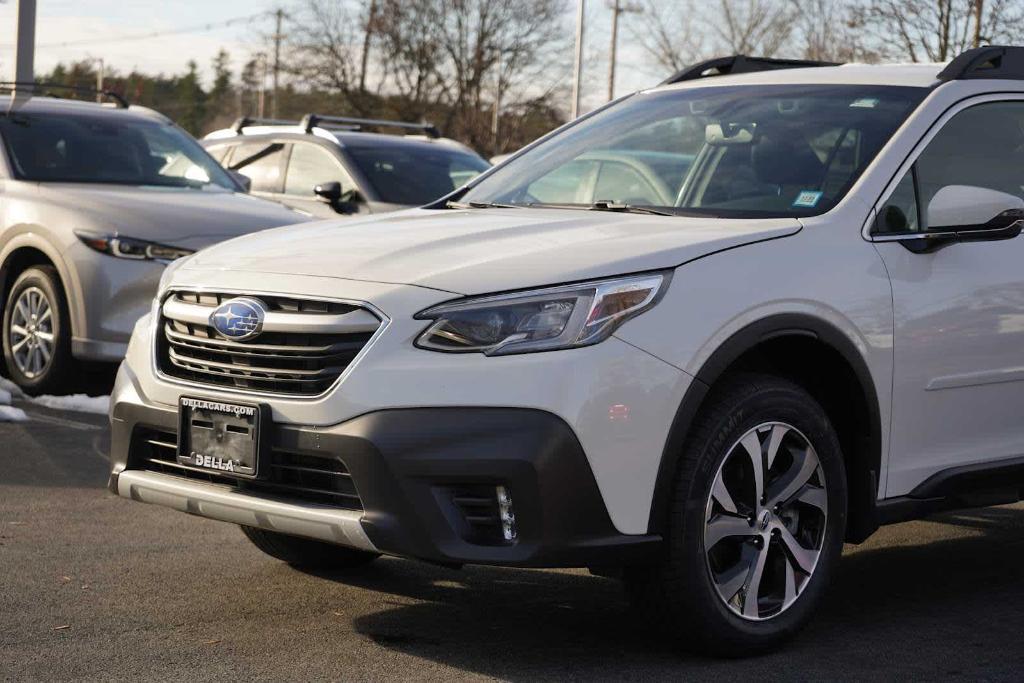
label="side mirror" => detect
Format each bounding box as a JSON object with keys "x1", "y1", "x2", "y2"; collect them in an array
[
  {"x1": 228, "y1": 170, "x2": 251, "y2": 193},
  {"x1": 898, "y1": 185, "x2": 1024, "y2": 253},
  {"x1": 314, "y1": 181, "x2": 343, "y2": 203},
  {"x1": 927, "y1": 185, "x2": 1024, "y2": 229}
]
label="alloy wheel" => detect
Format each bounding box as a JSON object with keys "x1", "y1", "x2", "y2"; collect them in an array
[
  {"x1": 8, "y1": 286, "x2": 55, "y2": 379},
  {"x1": 703, "y1": 421, "x2": 828, "y2": 621}
]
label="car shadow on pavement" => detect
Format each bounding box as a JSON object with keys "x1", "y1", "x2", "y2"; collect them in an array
[{"x1": 302, "y1": 506, "x2": 1024, "y2": 679}]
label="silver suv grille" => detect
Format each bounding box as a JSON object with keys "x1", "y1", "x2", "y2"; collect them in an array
[{"x1": 157, "y1": 291, "x2": 382, "y2": 397}]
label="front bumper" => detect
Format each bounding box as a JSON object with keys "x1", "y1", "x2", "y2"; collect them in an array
[{"x1": 110, "y1": 398, "x2": 661, "y2": 567}]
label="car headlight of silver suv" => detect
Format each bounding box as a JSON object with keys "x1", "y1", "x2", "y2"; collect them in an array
[
  {"x1": 415, "y1": 272, "x2": 670, "y2": 355},
  {"x1": 75, "y1": 231, "x2": 194, "y2": 262}
]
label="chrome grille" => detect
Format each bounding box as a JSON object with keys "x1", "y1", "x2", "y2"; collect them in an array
[{"x1": 157, "y1": 291, "x2": 382, "y2": 396}]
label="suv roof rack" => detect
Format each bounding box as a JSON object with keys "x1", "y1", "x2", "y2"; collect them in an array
[
  {"x1": 937, "y1": 45, "x2": 1024, "y2": 81},
  {"x1": 661, "y1": 55, "x2": 841, "y2": 85},
  {"x1": 0, "y1": 81, "x2": 129, "y2": 108},
  {"x1": 230, "y1": 114, "x2": 441, "y2": 138}
]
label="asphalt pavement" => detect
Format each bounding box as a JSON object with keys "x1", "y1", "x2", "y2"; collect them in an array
[{"x1": 4, "y1": 398, "x2": 1024, "y2": 681}]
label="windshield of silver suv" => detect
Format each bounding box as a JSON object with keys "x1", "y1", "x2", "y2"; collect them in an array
[
  {"x1": 0, "y1": 111, "x2": 236, "y2": 190},
  {"x1": 461, "y1": 84, "x2": 926, "y2": 218}
]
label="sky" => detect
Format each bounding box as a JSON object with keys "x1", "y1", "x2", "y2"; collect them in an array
[{"x1": 0, "y1": 0, "x2": 663, "y2": 115}]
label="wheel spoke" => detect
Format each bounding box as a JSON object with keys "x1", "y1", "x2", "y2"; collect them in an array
[
  {"x1": 37, "y1": 341, "x2": 51, "y2": 363},
  {"x1": 35, "y1": 330, "x2": 54, "y2": 343},
  {"x1": 768, "y1": 446, "x2": 820, "y2": 507},
  {"x1": 710, "y1": 470, "x2": 739, "y2": 516},
  {"x1": 778, "y1": 523, "x2": 818, "y2": 574},
  {"x1": 742, "y1": 545, "x2": 769, "y2": 618},
  {"x1": 738, "y1": 432, "x2": 765, "y2": 505},
  {"x1": 15, "y1": 297, "x2": 31, "y2": 323},
  {"x1": 765, "y1": 424, "x2": 790, "y2": 469},
  {"x1": 11, "y1": 336, "x2": 29, "y2": 353},
  {"x1": 10, "y1": 324, "x2": 28, "y2": 339},
  {"x1": 783, "y1": 553, "x2": 798, "y2": 605},
  {"x1": 36, "y1": 307, "x2": 52, "y2": 324},
  {"x1": 793, "y1": 483, "x2": 827, "y2": 512},
  {"x1": 705, "y1": 514, "x2": 754, "y2": 549}
]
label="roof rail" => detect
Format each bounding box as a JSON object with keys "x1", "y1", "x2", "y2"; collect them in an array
[
  {"x1": 299, "y1": 114, "x2": 441, "y2": 138},
  {"x1": 230, "y1": 113, "x2": 442, "y2": 138},
  {"x1": 936, "y1": 45, "x2": 1024, "y2": 82},
  {"x1": 661, "y1": 55, "x2": 841, "y2": 85},
  {"x1": 0, "y1": 81, "x2": 129, "y2": 108},
  {"x1": 229, "y1": 116, "x2": 303, "y2": 133}
]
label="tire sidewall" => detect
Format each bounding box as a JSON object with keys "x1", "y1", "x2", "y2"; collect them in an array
[
  {"x1": 2, "y1": 267, "x2": 72, "y2": 394},
  {"x1": 677, "y1": 380, "x2": 848, "y2": 649}
]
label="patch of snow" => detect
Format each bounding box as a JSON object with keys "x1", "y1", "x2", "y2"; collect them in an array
[
  {"x1": 30, "y1": 394, "x2": 110, "y2": 415},
  {"x1": 0, "y1": 405, "x2": 28, "y2": 422},
  {"x1": 0, "y1": 387, "x2": 10, "y2": 406},
  {"x1": 0, "y1": 376, "x2": 24, "y2": 399}
]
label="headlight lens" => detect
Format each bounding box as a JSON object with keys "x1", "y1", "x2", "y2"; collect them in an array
[
  {"x1": 415, "y1": 272, "x2": 670, "y2": 355},
  {"x1": 75, "y1": 231, "x2": 194, "y2": 262}
]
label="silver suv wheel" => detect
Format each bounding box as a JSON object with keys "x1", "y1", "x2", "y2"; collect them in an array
[
  {"x1": 8, "y1": 286, "x2": 55, "y2": 380},
  {"x1": 704, "y1": 421, "x2": 828, "y2": 621}
]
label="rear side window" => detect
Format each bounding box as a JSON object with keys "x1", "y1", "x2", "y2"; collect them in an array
[
  {"x1": 228, "y1": 142, "x2": 286, "y2": 193},
  {"x1": 284, "y1": 143, "x2": 352, "y2": 196},
  {"x1": 206, "y1": 144, "x2": 232, "y2": 164}
]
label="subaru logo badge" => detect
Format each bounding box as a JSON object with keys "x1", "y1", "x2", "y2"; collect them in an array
[{"x1": 209, "y1": 297, "x2": 266, "y2": 341}]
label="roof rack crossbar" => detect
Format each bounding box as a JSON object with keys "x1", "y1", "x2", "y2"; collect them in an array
[
  {"x1": 0, "y1": 81, "x2": 129, "y2": 108},
  {"x1": 661, "y1": 55, "x2": 841, "y2": 85},
  {"x1": 936, "y1": 45, "x2": 1024, "y2": 82},
  {"x1": 299, "y1": 114, "x2": 441, "y2": 138},
  {"x1": 230, "y1": 116, "x2": 306, "y2": 133}
]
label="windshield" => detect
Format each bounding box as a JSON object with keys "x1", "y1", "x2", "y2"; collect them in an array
[
  {"x1": 462, "y1": 85, "x2": 926, "y2": 218},
  {"x1": 0, "y1": 111, "x2": 237, "y2": 190},
  {"x1": 346, "y1": 144, "x2": 490, "y2": 205}
]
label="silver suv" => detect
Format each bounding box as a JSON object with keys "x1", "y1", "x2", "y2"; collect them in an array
[
  {"x1": 202, "y1": 114, "x2": 490, "y2": 218},
  {"x1": 0, "y1": 89, "x2": 308, "y2": 393}
]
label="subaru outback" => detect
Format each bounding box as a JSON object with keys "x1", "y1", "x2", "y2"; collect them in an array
[{"x1": 110, "y1": 48, "x2": 1024, "y2": 654}]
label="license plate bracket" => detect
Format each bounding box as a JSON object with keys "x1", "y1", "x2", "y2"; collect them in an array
[{"x1": 177, "y1": 397, "x2": 267, "y2": 479}]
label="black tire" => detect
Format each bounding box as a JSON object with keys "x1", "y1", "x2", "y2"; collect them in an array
[
  {"x1": 2, "y1": 266, "x2": 74, "y2": 395},
  {"x1": 241, "y1": 526, "x2": 380, "y2": 570},
  {"x1": 626, "y1": 373, "x2": 847, "y2": 656}
]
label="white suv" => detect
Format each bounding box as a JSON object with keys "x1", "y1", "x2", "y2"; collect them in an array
[{"x1": 109, "y1": 47, "x2": 1024, "y2": 655}]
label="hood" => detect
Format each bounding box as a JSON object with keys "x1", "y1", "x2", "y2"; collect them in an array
[
  {"x1": 183, "y1": 207, "x2": 802, "y2": 295},
  {"x1": 42, "y1": 183, "x2": 311, "y2": 251}
]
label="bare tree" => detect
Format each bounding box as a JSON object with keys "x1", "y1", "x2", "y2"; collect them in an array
[
  {"x1": 790, "y1": 0, "x2": 882, "y2": 62},
  {"x1": 853, "y1": 0, "x2": 1024, "y2": 63},
  {"x1": 282, "y1": 0, "x2": 380, "y2": 115},
  {"x1": 713, "y1": 0, "x2": 795, "y2": 57},
  {"x1": 628, "y1": 0, "x2": 707, "y2": 73}
]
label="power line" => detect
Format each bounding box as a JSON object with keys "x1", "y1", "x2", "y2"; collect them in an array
[{"x1": 0, "y1": 11, "x2": 274, "y2": 49}]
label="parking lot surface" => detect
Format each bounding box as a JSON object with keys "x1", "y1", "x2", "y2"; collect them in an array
[{"x1": 4, "y1": 402, "x2": 1024, "y2": 681}]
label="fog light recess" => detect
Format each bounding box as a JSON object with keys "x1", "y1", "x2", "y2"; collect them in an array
[{"x1": 497, "y1": 485, "x2": 517, "y2": 541}]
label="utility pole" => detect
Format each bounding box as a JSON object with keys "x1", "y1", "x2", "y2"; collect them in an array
[
  {"x1": 570, "y1": 0, "x2": 585, "y2": 119},
  {"x1": 271, "y1": 8, "x2": 284, "y2": 119},
  {"x1": 95, "y1": 58, "x2": 105, "y2": 102},
  {"x1": 257, "y1": 53, "x2": 268, "y2": 119},
  {"x1": 14, "y1": 0, "x2": 37, "y2": 94},
  {"x1": 608, "y1": 0, "x2": 641, "y2": 102},
  {"x1": 359, "y1": 0, "x2": 377, "y2": 93},
  {"x1": 492, "y1": 51, "x2": 501, "y2": 156}
]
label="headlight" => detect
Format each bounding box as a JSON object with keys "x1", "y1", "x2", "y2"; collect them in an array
[
  {"x1": 415, "y1": 272, "x2": 670, "y2": 355},
  {"x1": 75, "y1": 231, "x2": 194, "y2": 262}
]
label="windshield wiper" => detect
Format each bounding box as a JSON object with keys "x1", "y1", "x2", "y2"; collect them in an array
[
  {"x1": 446, "y1": 200, "x2": 523, "y2": 210},
  {"x1": 525, "y1": 201, "x2": 682, "y2": 217}
]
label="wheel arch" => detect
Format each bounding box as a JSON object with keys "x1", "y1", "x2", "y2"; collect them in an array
[
  {"x1": 648, "y1": 313, "x2": 883, "y2": 544},
  {"x1": 0, "y1": 236, "x2": 79, "y2": 337}
]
